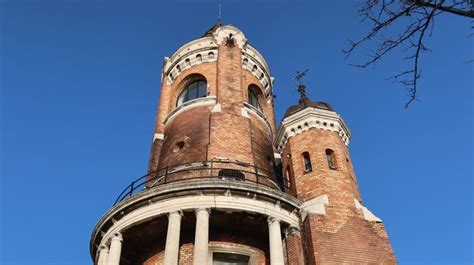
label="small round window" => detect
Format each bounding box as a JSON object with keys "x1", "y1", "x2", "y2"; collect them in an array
[{"x1": 177, "y1": 80, "x2": 207, "y2": 107}]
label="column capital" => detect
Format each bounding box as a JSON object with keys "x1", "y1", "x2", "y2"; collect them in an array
[
  {"x1": 285, "y1": 225, "x2": 301, "y2": 237},
  {"x1": 267, "y1": 216, "x2": 280, "y2": 225},
  {"x1": 99, "y1": 244, "x2": 110, "y2": 252},
  {"x1": 110, "y1": 232, "x2": 123, "y2": 242},
  {"x1": 195, "y1": 207, "x2": 211, "y2": 215},
  {"x1": 168, "y1": 210, "x2": 183, "y2": 218}
]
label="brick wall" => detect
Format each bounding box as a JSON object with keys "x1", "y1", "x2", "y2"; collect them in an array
[{"x1": 282, "y1": 126, "x2": 396, "y2": 263}]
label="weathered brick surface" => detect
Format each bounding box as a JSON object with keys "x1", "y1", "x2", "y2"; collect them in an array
[
  {"x1": 148, "y1": 43, "x2": 277, "y2": 185},
  {"x1": 157, "y1": 106, "x2": 211, "y2": 169},
  {"x1": 282, "y1": 126, "x2": 396, "y2": 263},
  {"x1": 282, "y1": 128, "x2": 361, "y2": 203},
  {"x1": 285, "y1": 231, "x2": 305, "y2": 265},
  {"x1": 306, "y1": 213, "x2": 396, "y2": 264}
]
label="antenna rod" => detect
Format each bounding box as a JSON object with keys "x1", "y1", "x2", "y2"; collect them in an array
[{"x1": 218, "y1": 3, "x2": 222, "y2": 22}]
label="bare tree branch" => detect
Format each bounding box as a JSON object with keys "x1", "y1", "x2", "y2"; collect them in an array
[{"x1": 344, "y1": 0, "x2": 473, "y2": 107}]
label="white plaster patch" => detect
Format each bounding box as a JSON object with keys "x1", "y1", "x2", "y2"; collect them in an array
[
  {"x1": 354, "y1": 199, "x2": 382, "y2": 222},
  {"x1": 153, "y1": 133, "x2": 164, "y2": 141},
  {"x1": 241, "y1": 108, "x2": 250, "y2": 118},
  {"x1": 211, "y1": 103, "x2": 221, "y2": 112},
  {"x1": 300, "y1": 194, "x2": 329, "y2": 220}
]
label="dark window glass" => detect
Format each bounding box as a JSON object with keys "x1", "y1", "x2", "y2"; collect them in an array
[
  {"x1": 326, "y1": 149, "x2": 337, "y2": 170},
  {"x1": 177, "y1": 80, "x2": 207, "y2": 106},
  {"x1": 248, "y1": 86, "x2": 262, "y2": 111},
  {"x1": 213, "y1": 252, "x2": 250, "y2": 265},
  {"x1": 303, "y1": 152, "x2": 312, "y2": 172}
]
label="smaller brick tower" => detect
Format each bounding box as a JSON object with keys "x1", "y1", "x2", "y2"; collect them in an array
[{"x1": 275, "y1": 85, "x2": 396, "y2": 264}]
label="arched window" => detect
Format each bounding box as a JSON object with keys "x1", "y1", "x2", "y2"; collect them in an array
[
  {"x1": 248, "y1": 86, "x2": 262, "y2": 111},
  {"x1": 285, "y1": 166, "x2": 292, "y2": 188},
  {"x1": 326, "y1": 149, "x2": 337, "y2": 170},
  {"x1": 302, "y1": 152, "x2": 312, "y2": 172},
  {"x1": 176, "y1": 80, "x2": 207, "y2": 107}
]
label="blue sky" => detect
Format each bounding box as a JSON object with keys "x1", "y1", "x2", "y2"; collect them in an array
[{"x1": 1, "y1": 1, "x2": 472, "y2": 264}]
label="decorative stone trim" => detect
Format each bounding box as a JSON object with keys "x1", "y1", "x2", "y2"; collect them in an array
[
  {"x1": 164, "y1": 47, "x2": 218, "y2": 85},
  {"x1": 354, "y1": 199, "x2": 382, "y2": 222},
  {"x1": 162, "y1": 36, "x2": 218, "y2": 77},
  {"x1": 163, "y1": 96, "x2": 216, "y2": 126},
  {"x1": 153, "y1": 133, "x2": 164, "y2": 142},
  {"x1": 98, "y1": 194, "x2": 300, "y2": 248},
  {"x1": 300, "y1": 194, "x2": 329, "y2": 220},
  {"x1": 275, "y1": 107, "x2": 351, "y2": 152},
  {"x1": 162, "y1": 25, "x2": 274, "y2": 96},
  {"x1": 208, "y1": 242, "x2": 260, "y2": 265},
  {"x1": 243, "y1": 103, "x2": 273, "y2": 138},
  {"x1": 242, "y1": 52, "x2": 273, "y2": 98},
  {"x1": 211, "y1": 103, "x2": 221, "y2": 112},
  {"x1": 285, "y1": 225, "x2": 301, "y2": 237}
]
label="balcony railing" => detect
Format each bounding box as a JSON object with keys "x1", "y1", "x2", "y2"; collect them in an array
[{"x1": 114, "y1": 160, "x2": 293, "y2": 205}]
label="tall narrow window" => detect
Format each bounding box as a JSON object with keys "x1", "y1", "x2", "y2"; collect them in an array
[
  {"x1": 177, "y1": 80, "x2": 207, "y2": 107},
  {"x1": 248, "y1": 85, "x2": 262, "y2": 111},
  {"x1": 302, "y1": 152, "x2": 312, "y2": 172},
  {"x1": 326, "y1": 149, "x2": 337, "y2": 170},
  {"x1": 285, "y1": 166, "x2": 292, "y2": 188}
]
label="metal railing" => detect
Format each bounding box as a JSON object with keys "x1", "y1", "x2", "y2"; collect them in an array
[{"x1": 113, "y1": 160, "x2": 294, "y2": 205}]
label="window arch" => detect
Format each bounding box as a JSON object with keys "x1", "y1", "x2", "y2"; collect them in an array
[
  {"x1": 248, "y1": 85, "x2": 262, "y2": 111},
  {"x1": 326, "y1": 149, "x2": 337, "y2": 170},
  {"x1": 302, "y1": 152, "x2": 312, "y2": 172},
  {"x1": 176, "y1": 79, "x2": 207, "y2": 107}
]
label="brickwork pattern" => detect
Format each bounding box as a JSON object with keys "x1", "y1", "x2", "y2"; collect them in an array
[
  {"x1": 285, "y1": 231, "x2": 305, "y2": 265},
  {"x1": 282, "y1": 126, "x2": 395, "y2": 263}
]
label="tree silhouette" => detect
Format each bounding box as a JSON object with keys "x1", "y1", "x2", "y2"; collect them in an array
[{"x1": 344, "y1": 0, "x2": 473, "y2": 107}]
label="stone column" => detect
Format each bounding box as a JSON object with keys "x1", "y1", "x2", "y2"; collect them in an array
[
  {"x1": 193, "y1": 208, "x2": 210, "y2": 265},
  {"x1": 285, "y1": 226, "x2": 305, "y2": 265},
  {"x1": 97, "y1": 244, "x2": 109, "y2": 265},
  {"x1": 164, "y1": 211, "x2": 183, "y2": 265},
  {"x1": 268, "y1": 217, "x2": 285, "y2": 265},
  {"x1": 106, "y1": 233, "x2": 123, "y2": 265}
]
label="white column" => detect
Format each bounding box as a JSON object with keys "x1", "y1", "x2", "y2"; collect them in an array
[
  {"x1": 268, "y1": 217, "x2": 285, "y2": 265},
  {"x1": 97, "y1": 244, "x2": 109, "y2": 265},
  {"x1": 106, "y1": 233, "x2": 123, "y2": 265},
  {"x1": 164, "y1": 211, "x2": 183, "y2": 265},
  {"x1": 193, "y1": 208, "x2": 210, "y2": 265}
]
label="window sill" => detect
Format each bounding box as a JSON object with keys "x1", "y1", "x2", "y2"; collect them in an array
[{"x1": 164, "y1": 96, "x2": 217, "y2": 125}]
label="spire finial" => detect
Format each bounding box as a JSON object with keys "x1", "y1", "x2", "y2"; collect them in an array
[{"x1": 292, "y1": 69, "x2": 309, "y2": 101}]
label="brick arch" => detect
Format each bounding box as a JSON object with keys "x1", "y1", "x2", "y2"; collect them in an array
[{"x1": 247, "y1": 83, "x2": 265, "y2": 98}]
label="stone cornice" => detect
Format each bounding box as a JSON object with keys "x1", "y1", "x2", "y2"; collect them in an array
[
  {"x1": 90, "y1": 179, "x2": 301, "y2": 259},
  {"x1": 275, "y1": 107, "x2": 351, "y2": 152},
  {"x1": 161, "y1": 25, "x2": 274, "y2": 97}
]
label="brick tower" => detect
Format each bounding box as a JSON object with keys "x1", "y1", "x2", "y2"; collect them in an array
[{"x1": 90, "y1": 23, "x2": 396, "y2": 265}]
